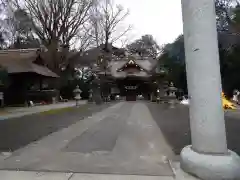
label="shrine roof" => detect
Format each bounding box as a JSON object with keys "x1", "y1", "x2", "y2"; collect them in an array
[
  {"x1": 0, "y1": 49, "x2": 59, "y2": 78},
  {"x1": 108, "y1": 57, "x2": 158, "y2": 78},
  {"x1": 109, "y1": 57, "x2": 158, "y2": 71}
]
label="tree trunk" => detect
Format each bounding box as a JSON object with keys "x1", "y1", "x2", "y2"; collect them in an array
[
  {"x1": 105, "y1": 30, "x2": 109, "y2": 52},
  {"x1": 46, "y1": 39, "x2": 59, "y2": 74}
]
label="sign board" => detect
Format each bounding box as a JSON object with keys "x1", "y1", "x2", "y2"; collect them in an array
[{"x1": 125, "y1": 86, "x2": 137, "y2": 90}]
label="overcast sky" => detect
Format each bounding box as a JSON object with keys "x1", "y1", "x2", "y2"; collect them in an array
[{"x1": 115, "y1": 0, "x2": 183, "y2": 46}]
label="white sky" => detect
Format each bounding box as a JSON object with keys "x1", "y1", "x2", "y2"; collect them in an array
[{"x1": 115, "y1": 0, "x2": 183, "y2": 46}]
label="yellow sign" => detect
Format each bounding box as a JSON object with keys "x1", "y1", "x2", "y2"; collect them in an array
[{"x1": 222, "y1": 93, "x2": 237, "y2": 110}]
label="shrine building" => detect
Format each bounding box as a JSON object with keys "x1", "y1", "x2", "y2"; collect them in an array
[{"x1": 96, "y1": 54, "x2": 167, "y2": 101}]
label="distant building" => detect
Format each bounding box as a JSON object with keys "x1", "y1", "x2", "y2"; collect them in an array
[
  {"x1": 0, "y1": 48, "x2": 59, "y2": 105},
  {"x1": 70, "y1": 44, "x2": 167, "y2": 101},
  {"x1": 96, "y1": 53, "x2": 167, "y2": 101}
]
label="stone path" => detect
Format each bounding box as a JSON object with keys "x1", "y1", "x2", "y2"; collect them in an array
[
  {"x1": 0, "y1": 101, "x2": 201, "y2": 179},
  {"x1": 147, "y1": 103, "x2": 240, "y2": 157},
  {"x1": 0, "y1": 166, "x2": 197, "y2": 180},
  {"x1": 0, "y1": 102, "x2": 112, "y2": 152},
  {"x1": 0, "y1": 102, "x2": 174, "y2": 176},
  {"x1": 0, "y1": 162, "x2": 198, "y2": 179}
]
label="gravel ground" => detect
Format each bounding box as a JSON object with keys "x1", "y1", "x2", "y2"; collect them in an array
[
  {"x1": 147, "y1": 102, "x2": 240, "y2": 156},
  {"x1": 0, "y1": 103, "x2": 114, "y2": 152}
]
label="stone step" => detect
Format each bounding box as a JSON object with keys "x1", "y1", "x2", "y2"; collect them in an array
[
  {"x1": 0, "y1": 170, "x2": 175, "y2": 180},
  {"x1": 0, "y1": 162, "x2": 200, "y2": 180}
]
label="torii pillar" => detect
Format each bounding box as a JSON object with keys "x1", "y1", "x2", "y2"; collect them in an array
[{"x1": 180, "y1": 0, "x2": 240, "y2": 179}]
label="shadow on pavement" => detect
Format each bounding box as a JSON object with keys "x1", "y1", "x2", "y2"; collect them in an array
[
  {"x1": 147, "y1": 103, "x2": 191, "y2": 155},
  {"x1": 147, "y1": 103, "x2": 240, "y2": 156}
]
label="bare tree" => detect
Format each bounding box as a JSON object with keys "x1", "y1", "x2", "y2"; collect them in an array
[
  {"x1": 72, "y1": 28, "x2": 94, "y2": 52},
  {"x1": 127, "y1": 35, "x2": 160, "y2": 58},
  {"x1": 0, "y1": 0, "x2": 17, "y2": 45},
  {"x1": 215, "y1": 0, "x2": 240, "y2": 33},
  {"x1": 13, "y1": 0, "x2": 94, "y2": 73},
  {"x1": 89, "y1": 0, "x2": 131, "y2": 50},
  {"x1": 119, "y1": 38, "x2": 129, "y2": 48},
  {"x1": 88, "y1": 0, "x2": 104, "y2": 47}
]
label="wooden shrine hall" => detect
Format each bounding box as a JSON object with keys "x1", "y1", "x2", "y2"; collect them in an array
[{"x1": 97, "y1": 54, "x2": 166, "y2": 101}]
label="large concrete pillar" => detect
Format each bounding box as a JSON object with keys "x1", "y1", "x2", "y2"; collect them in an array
[{"x1": 180, "y1": 0, "x2": 240, "y2": 179}]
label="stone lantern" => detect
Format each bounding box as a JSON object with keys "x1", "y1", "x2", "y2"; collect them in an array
[
  {"x1": 168, "y1": 82, "x2": 177, "y2": 108},
  {"x1": 163, "y1": 81, "x2": 169, "y2": 99},
  {"x1": 156, "y1": 89, "x2": 160, "y2": 103},
  {"x1": 88, "y1": 89, "x2": 93, "y2": 103},
  {"x1": 73, "y1": 85, "x2": 82, "y2": 107}
]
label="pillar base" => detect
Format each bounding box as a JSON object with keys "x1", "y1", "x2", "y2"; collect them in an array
[{"x1": 180, "y1": 145, "x2": 240, "y2": 180}]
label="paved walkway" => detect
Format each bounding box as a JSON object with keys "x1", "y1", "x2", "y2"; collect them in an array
[
  {"x1": 0, "y1": 101, "x2": 87, "y2": 120},
  {"x1": 0, "y1": 102, "x2": 199, "y2": 179},
  {"x1": 147, "y1": 103, "x2": 240, "y2": 157},
  {"x1": 0, "y1": 102, "x2": 113, "y2": 152},
  {"x1": 0, "y1": 163, "x2": 197, "y2": 180}
]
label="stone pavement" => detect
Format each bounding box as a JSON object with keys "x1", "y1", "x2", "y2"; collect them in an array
[
  {"x1": 0, "y1": 163, "x2": 199, "y2": 180},
  {"x1": 147, "y1": 103, "x2": 240, "y2": 156},
  {"x1": 0, "y1": 102, "x2": 112, "y2": 152},
  {"x1": 0, "y1": 102, "x2": 199, "y2": 179},
  {"x1": 0, "y1": 100, "x2": 87, "y2": 120}
]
